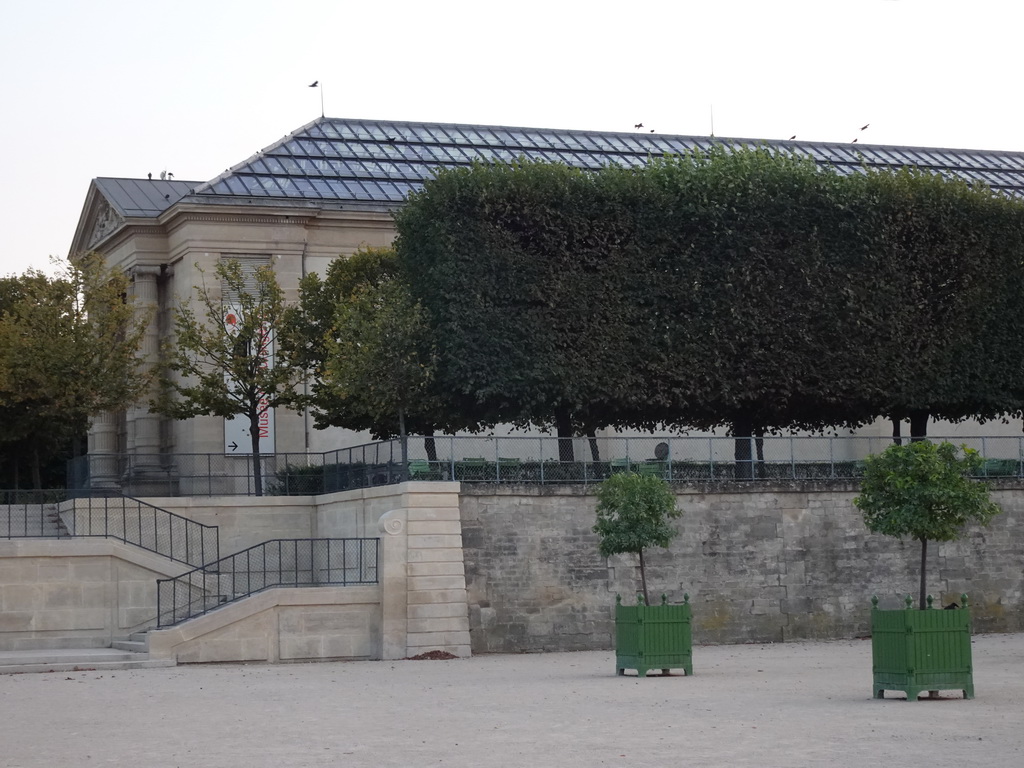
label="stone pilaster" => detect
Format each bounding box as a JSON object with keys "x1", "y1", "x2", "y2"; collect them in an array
[
  {"x1": 85, "y1": 410, "x2": 119, "y2": 488},
  {"x1": 126, "y1": 266, "x2": 162, "y2": 463},
  {"x1": 378, "y1": 487, "x2": 471, "y2": 660}
]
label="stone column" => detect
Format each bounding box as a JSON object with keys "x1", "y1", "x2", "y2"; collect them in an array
[
  {"x1": 126, "y1": 266, "x2": 164, "y2": 481},
  {"x1": 85, "y1": 410, "x2": 119, "y2": 489}
]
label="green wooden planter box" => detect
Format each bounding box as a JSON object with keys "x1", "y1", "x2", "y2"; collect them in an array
[
  {"x1": 871, "y1": 594, "x2": 974, "y2": 701},
  {"x1": 615, "y1": 593, "x2": 693, "y2": 678}
]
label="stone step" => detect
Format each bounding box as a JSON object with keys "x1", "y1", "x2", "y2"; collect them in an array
[
  {"x1": 110, "y1": 639, "x2": 148, "y2": 653},
  {"x1": 0, "y1": 648, "x2": 175, "y2": 675}
]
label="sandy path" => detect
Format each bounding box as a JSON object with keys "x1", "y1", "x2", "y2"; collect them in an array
[{"x1": 2, "y1": 634, "x2": 1022, "y2": 768}]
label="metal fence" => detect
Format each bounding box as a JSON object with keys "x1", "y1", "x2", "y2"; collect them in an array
[
  {"x1": 1, "y1": 489, "x2": 72, "y2": 538},
  {"x1": 66, "y1": 434, "x2": 1024, "y2": 497},
  {"x1": 156, "y1": 538, "x2": 379, "y2": 627},
  {"x1": 1, "y1": 489, "x2": 219, "y2": 567}
]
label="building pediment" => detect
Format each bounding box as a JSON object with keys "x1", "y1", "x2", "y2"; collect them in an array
[
  {"x1": 88, "y1": 196, "x2": 125, "y2": 248},
  {"x1": 69, "y1": 177, "x2": 196, "y2": 257}
]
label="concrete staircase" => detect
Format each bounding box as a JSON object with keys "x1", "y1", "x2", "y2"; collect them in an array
[{"x1": 0, "y1": 634, "x2": 175, "y2": 675}]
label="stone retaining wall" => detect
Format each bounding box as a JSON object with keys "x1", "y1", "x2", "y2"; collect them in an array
[
  {"x1": 460, "y1": 483, "x2": 1024, "y2": 653},
  {"x1": 0, "y1": 539, "x2": 191, "y2": 650}
]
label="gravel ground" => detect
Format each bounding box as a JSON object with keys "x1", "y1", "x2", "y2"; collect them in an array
[{"x1": 2, "y1": 633, "x2": 1022, "y2": 768}]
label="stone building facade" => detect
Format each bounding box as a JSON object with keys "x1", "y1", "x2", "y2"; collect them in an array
[{"x1": 68, "y1": 118, "x2": 1024, "y2": 475}]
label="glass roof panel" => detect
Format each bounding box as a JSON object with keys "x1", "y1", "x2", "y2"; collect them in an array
[
  {"x1": 241, "y1": 176, "x2": 267, "y2": 195},
  {"x1": 262, "y1": 177, "x2": 287, "y2": 194},
  {"x1": 293, "y1": 178, "x2": 318, "y2": 196},
  {"x1": 262, "y1": 157, "x2": 285, "y2": 173},
  {"x1": 225, "y1": 176, "x2": 248, "y2": 195},
  {"x1": 309, "y1": 178, "x2": 333, "y2": 196},
  {"x1": 446, "y1": 126, "x2": 473, "y2": 145},
  {"x1": 194, "y1": 118, "x2": 1024, "y2": 204}
]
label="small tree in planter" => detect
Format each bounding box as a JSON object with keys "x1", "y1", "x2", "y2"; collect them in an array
[
  {"x1": 854, "y1": 440, "x2": 1002, "y2": 700},
  {"x1": 593, "y1": 472, "x2": 690, "y2": 677}
]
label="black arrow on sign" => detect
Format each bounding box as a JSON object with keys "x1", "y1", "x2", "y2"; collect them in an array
[{"x1": 228, "y1": 441, "x2": 238, "y2": 451}]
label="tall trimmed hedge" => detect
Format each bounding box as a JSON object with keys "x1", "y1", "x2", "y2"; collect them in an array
[{"x1": 388, "y1": 147, "x2": 1024, "y2": 444}]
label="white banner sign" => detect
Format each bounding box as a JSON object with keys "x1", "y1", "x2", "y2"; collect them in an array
[{"x1": 223, "y1": 307, "x2": 275, "y2": 455}]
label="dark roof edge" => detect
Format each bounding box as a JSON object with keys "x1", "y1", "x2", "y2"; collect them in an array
[{"x1": 317, "y1": 116, "x2": 1024, "y2": 158}]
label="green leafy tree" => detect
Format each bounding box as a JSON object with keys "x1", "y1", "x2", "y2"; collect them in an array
[
  {"x1": 840, "y1": 168, "x2": 1024, "y2": 440},
  {"x1": 0, "y1": 255, "x2": 148, "y2": 488},
  {"x1": 396, "y1": 150, "x2": 1024, "y2": 467},
  {"x1": 854, "y1": 441, "x2": 1001, "y2": 609},
  {"x1": 282, "y1": 247, "x2": 469, "y2": 459},
  {"x1": 395, "y1": 160, "x2": 655, "y2": 459},
  {"x1": 281, "y1": 246, "x2": 399, "y2": 382},
  {"x1": 638, "y1": 148, "x2": 879, "y2": 473},
  {"x1": 320, "y1": 274, "x2": 440, "y2": 472},
  {"x1": 156, "y1": 259, "x2": 303, "y2": 496},
  {"x1": 593, "y1": 472, "x2": 682, "y2": 605}
]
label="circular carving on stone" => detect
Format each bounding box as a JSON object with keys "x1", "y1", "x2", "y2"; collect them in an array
[{"x1": 382, "y1": 517, "x2": 405, "y2": 535}]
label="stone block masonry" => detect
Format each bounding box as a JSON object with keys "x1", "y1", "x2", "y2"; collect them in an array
[
  {"x1": 460, "y1": 483, "x2": 1024, "y2": 654},
  {"x1": 378, "y1": 484, "x2": 472, "y2": 659}
]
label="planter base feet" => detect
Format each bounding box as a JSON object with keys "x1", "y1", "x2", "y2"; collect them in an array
[
  {"x1": 617, "y1": 665, "x2": 692, "y2": 678},
  {"x1": 874, "y1": 686, "x2": 974, "y2": 701}
]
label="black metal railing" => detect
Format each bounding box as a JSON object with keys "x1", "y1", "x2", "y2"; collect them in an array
[
  {"x1": 67, "y1": 434, "x2": 1024, "y2": 497},
  {"x1": 1, "y1": 489, "x2": 219, "y2": 568},
  {"x1": 156, "y1": 538, "x2": 379, "y2": 627},
  {"x1": 63, "y1": 494, "x2": 220, "y2": 568},
  {"x1": 1, "y1": 489, "x2": 73, "y2": 538}
]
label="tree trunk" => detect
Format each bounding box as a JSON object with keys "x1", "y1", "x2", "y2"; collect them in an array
[
  {"x1": 424, "y1": 430, "x2": 438, "y2": 463},
  {"x1": 588, "y1": 431, "x2": 600, "y2": 462},
  {"x1": 249, "y1": 408, "x2": 263, "y2": 496},
  {"x1": 555, "y1": 407, "x2": 575, "y2": 462},
  {"x1": 638, "y1": 548, "x2": 650, "y2": 606},
  {"x1": 31, "y1": 441, "x2": 42, "y2": 490},
  {"x1": 733, "y1": 415, "x2": 754, "y2": 481},
  {"x1": 919, "y1": 537, "x2": 928, "y2": 610},
  {"x1": 909, "y1": 411, "x2": 929, "y2": 442},
  {"x1": 891, "y1": 416, "x2": 902, "y2": 446}
]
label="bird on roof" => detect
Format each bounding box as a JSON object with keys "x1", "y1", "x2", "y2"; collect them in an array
[
  {"x1": 148, "y1": 172, "x2": 152, "y2": 180},
  {"x1": 789, "y1": 135, "x2": 796, "y2": 140},
  {"x1": 635, "y1": 122, "x2": 643, "y2": 129}
]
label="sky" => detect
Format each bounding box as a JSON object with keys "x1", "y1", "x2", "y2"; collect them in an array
[{"x1": 2, "y1": 0, "x2": 1023, "y2": 276}]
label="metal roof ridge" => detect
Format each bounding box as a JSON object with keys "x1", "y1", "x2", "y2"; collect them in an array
[{"x1": 316, "y1": 117, "x2": 1024, "y2": 156}]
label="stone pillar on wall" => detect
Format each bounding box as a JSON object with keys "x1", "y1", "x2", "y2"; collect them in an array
[
  {"x1": 85, "y1": 410, "x2": 119, "y2": 488},
  {"x1": 378, "y1": 490, "x2": 471, "y2": 660},
  {"x1": 124, "y1": 266, "x2": 166, "y2": 488}
]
